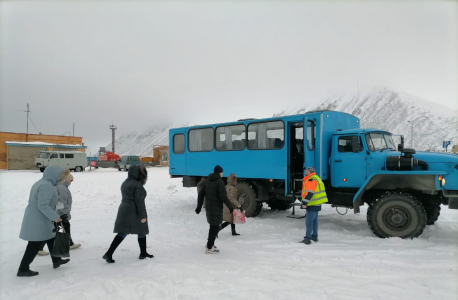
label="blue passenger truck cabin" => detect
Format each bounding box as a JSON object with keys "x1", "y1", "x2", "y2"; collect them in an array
[{"x1": 169, "y1": 110, "x2": 458, "y2": 239}]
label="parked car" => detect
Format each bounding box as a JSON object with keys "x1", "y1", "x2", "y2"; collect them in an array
[
  {"x1": 35, "y1": 151, "x2": 88, "y2": 172},
  {"x1": 118, "y1": 155, "x2": 140, "y2": 171}
]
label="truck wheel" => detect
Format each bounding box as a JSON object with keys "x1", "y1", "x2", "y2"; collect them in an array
[
  {"x1": 424, "y1": 204, "x2": 441, "y2": 225},
  {"x1": 367, "y1": 192, "x2": 426, "y2": 239},
  {"x1": 40, "y1": 167, "x2": 45, "y2": 173},
  {"x1": 124, "y1": 167, "x2": 128, "y2": 172},
  {"x1": 252, "y1": 202, "x2": 263, "y2": 217},
  {"x1": 118, "y1": 166, "x2": 121, "y2": 171},
  {"x1": 269, "y1": 201, "x2": 291, "y2": 211},
  {"x1": 236, "y1": 182, "x2": 257, "y2": 217},
  {"x1": 75, "y1": 166, "x2": 83, "y2": 172}
]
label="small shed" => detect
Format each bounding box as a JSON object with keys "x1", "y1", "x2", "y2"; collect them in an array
[{"x1": 153, "y1": 145, "x2": 169, "y2": 167}]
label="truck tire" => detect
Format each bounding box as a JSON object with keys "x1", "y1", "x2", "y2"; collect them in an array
[
  {"x1": 40, "y1": 167, "x2": 45, "y2": 173},
  {"x1": 424, "y1": 204, "x2": 441, "y2": 225},
  {"x1": 236, "y1": 182, "x2": 257, "y2": 217},
  {"x1": 367, "y1": 192, "x2": 426, "y2": 239},
  {"x1": 269, "y1": 201, "x2": 292, "y2": 211},
  {"x1": 252, "y1": 202, "x2": 263, "y2": 217},
  {"x1": 75, "y1": 166, "x2": 83, "y2": 172},
  {"x1": 118, "y1": 166, "x2": 121, "y2": 171}
]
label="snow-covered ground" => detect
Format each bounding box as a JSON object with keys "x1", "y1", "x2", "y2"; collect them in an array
[{"x1": 0, "y1": 167, "x2": 457, "y2": 300}]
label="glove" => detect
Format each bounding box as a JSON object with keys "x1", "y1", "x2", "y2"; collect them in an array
[
  {"x1": 195, "y1": 208, "x2": 201, "y2": 214},
  {"x1": 60, "y1": 214, "x2": 69, "y2": 222}
]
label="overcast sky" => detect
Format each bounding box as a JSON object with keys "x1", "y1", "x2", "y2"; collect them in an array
[{"x1": 0, "y1": 1, "x2": 457, "y2": 153}]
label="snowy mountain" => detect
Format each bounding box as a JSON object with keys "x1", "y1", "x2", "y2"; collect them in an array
[
  {"x1": 108, "y1": 87, "x2": 457, "y2": 155},
  {"x1": 275, "y1": 87, "x2": 457, "y2": 151}
]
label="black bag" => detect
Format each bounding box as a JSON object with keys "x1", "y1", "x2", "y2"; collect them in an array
[{"x1": 51, "y1": 223, "x2": 70, "y2": 258}]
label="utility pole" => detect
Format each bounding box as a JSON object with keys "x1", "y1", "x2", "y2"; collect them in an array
[
  {"x1": 110, "y1": 123, "x2": 117, "y2": 153},
  {"x1": 24, "y1": 103, "x2": 30, "y2": 141},
  {"x1": 73, "y1": 123, "x2": 75, "y2": 136}
]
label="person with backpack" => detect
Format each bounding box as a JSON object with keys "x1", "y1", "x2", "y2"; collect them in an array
[{"x1": 196, "y1": 165, "x2": 234, "y2": 254}]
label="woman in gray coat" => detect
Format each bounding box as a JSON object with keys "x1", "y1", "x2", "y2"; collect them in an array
[
  {"x1": 103, "y1": 165, "x2": 153, "y2": 263},
  {"x1": 17, "y1": 165, "x2": 70, "y2": 277}
]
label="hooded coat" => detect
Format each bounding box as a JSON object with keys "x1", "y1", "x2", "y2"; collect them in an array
[
  {"x1": 197, "y1": 173, "x2": 234, "y2": 226},
  {"x1": 113, "y1": 165, "x2": 149, "y2": 235},
  {"x1": 19, "y1": 165, "x2": 64, "y2": 241},
  {"x1": 223, "y1": 174, "x2": 241, "y2": 223}
]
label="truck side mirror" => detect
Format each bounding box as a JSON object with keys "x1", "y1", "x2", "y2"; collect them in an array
[
  {"x1": 398, "y1": 144, "x2": 404, "y2": 152},
  {"x1": 351, "y1": 136, "x2": 360, "y2": 153}
]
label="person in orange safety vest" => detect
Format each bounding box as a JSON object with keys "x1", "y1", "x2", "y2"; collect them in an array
[{"x1": 300, "y1": 167, "x2": 328, "y2": 245}]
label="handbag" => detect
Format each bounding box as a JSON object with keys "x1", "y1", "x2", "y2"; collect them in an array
[
  {"x1": 233, "y1": 209, "x2": 246, "y2": 224},
  {"x1": 51, "y1": 222, "x2": 71, "y2": 258}
]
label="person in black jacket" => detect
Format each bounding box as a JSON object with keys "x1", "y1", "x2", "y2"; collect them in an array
[
  {"x1": 196, "y1": 165, "x2": 234, "y2": 254},
  {"x1": 103, "y1": 165, "x2": 153, "y2": 263}
]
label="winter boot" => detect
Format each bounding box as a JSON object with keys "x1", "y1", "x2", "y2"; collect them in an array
[
  {"x1": 53, "y1": 258, "x2": 70, "y2": 269},
  {"x1": 311, "y1": 238, "x2": 318, "y2": 242},
  {"x1": 70, "y1": 243, "x2": 81, "y2": 250},
  {"x1": 138, "y1": 237, "x2": 154, "y2": 259},
  {"x1": 37, "y1": 250, "x2": 49, "y2": 256},
  {"x1": 300, "y1": 239, "x2": 312, "y2": 245},
  {"x1": 205, "y1": 246, "x2": 220, "y2": 254},
  {"x1": 231, "y1": 224, "x2": 240, "y2": 236},
  {"x1": 103, "y1": 235, "x2": 124, "y2": 263},
  {"x1": 17, "y1": 270, "x2": 39, "y2": 277}
]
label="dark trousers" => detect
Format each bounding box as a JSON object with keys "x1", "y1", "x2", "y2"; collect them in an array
[
  {"x1": 19, "y1": 238, "x2": 60, "y2": 271},
  {"x1": 220, "y1": 222, "x2": 236, "y2": 234},
  {"x1": 207, "y1": 225, "x2": 220, "y2": 249},
  {"x1": 62, "y1": 221, "x2": 74, "y2": 246}
]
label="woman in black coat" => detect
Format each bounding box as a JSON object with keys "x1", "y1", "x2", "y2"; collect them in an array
[{"x1": 103, "y1": 165, "x2": 153, "y2": 263}]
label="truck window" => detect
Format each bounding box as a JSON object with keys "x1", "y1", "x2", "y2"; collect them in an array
[
  {"x1": 306, "y1": 121, "x2": 315, "y2": 150},
  {"x1": 65, "y1": 154, "x2": 74, "y2": 159},
  {"x1": 50, "y1": 154, "x2": 58, "y2": 159},
  {"x1": 173, "y1": 134, "x2": 185, "y2": 154},
  {"x1": 215, "y1": 124, "x2": 246, "y2": 151},
  {"x1": 366, "y1": 133, "x2": 388, "y2": 151},
  {"x1": 60, "y1": 154, "x2": 64, "y2": 158},
  {"x1": 338, "y1": 136, "x2": 362, "y2": 153},
  {"x1": 38, "y1": 152, "x2": 50, "y2": 159},
  {"x1": 247, "y1": 121, "x2": 284, "y2": 150},
  {"x1": 189, "y1": 128, "x2": 214, "y2": 152}
]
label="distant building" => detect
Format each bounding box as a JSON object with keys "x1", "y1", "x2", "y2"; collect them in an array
[
  {"x1": 452, "y1": 145, "x2": 458, "y2": 153},
  {"x1": 153, "y1": 145, "x2": 169, "y2": 167},
  {"x1": 0, "y1": 132, "x2": 86, "y2": 170}
]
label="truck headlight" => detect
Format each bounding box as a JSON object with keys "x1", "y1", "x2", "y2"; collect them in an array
[{"x1": 441, "y1": 178, "x2": 446, "y2": 187}]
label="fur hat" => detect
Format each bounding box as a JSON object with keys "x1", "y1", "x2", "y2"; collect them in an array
[{"x1": 60, "y1": 169, "x2": 71, "y2": 182}]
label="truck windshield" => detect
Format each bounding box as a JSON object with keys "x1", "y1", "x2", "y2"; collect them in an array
[
  {"x1": 38, "y1": 152, "x2": 50, "y2": 158},
  {"x1": 366, "y1": 133, "x2": 396, "y2": 151}
]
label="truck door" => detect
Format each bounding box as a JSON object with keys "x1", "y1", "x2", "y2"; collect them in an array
[
  {"x1": 288, "y1": 122, "x2": 304, "y2": 195},
  {"x1": 331, "y1": 135, "x2": 368, "y2": 188},
  {"x1": 169, "y1": 130, "x2": 187, "y2": 175},
  {"x1": 304, "y1": 117, "x2": 316, "y2": 172}
]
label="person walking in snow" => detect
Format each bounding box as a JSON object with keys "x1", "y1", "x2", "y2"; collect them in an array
[
  {"x1": 300, "y1": 167, "x2": 328, "y2": 245},
  {"x1": 17, "y1": 165, "x2": 71, "y2": 277},
  {"x1": 195, "y1": 165, "x2": 234, "y2": 254},
  {"x1": 103, "y1": 164, "x2": 153, "y2": 263},
  {"x1": 38, "y1": 170, "x2": 81, "y2": 256},
  {"x1": 219, "y1": 173, "x2": 242, "y2": 236}
]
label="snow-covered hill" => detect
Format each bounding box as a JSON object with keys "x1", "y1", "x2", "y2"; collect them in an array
[
  {"x1": 275, "y1": 87, "x2": 457, "y2": 151},
  {"x1": 108, "y1": 87, "x2": 457, "y2": 155}
]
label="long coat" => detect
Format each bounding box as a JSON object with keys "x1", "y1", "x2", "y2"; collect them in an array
[
  {"x1": 223, "y1": 174, "x2": 241, "y2": 223},
  {"x1": 114, "y1": 165, "x2": 149, "y2": 235},
  {"x1": 197, "y1": 173, "x2": 234, "y2": 226},
  {"x1": 19, "y1": 165, "x2": 63, "y2": 241},
  {"x1": 56, "y1": 182, "x2": 73, "y2": 220}
]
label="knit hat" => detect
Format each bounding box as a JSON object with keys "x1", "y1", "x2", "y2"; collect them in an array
[
  {"x1": 214, "y1": 165, "x2": 224, "y2": 173},
  {"x1": 306, "y1": 166, "x2": 315, "y2": 174}
]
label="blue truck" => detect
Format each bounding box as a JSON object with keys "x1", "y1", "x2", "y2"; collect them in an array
[{"x1": 169, "y1": 110, "x2": 458, "y2": 238}]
